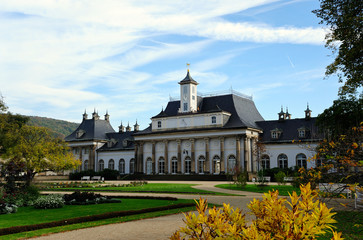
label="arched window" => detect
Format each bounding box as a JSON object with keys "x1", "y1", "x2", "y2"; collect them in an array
[
  {"x1": 198, "y1": 155, "x2": 205, "y2": 174},
  {"x1": 119, "y1": 159, "x2": 125, "y2": 174},
  {"x1": 211, "y1": 116, "x2": 216, "y2": 124},
  {"x1": 129, "y1": 159, "x2": 135, "y2": 174},
  {"x1": 278, "y1": 154, "x2": 288, "y2": 169},
  {"x1": 171, "y1": 157, "x2": 178, "y2": 174},
  {"x1": 261, "y1": 155, "x2": 270, "y2": 169},
  {"x1": 185, "y1": 156, "x2": 191, "y2": 174},
  {"x1": 83, "y1": 160, "x2": 89, "y2": 171},
  {"x1": 228, "y1": 155, "x2": 236, "y2": 173},
  {"x1": 108, "y1": 159, "x2": 114, "y2": 170},
  {"x1": 158, "y1": 157, "x2": 165, "y2": 174},
  {"x1": 98, "y1": 159, "x2": 104, "y2": 171},
  {"x1": 296, "y1": 153, "x2": 307, "y2": 169},
  {"x1": 146, "y1": 158, "x2": 152, "y2": 175},
  {"x1": 213, "y1": 155, "x2": 221, "y2": 174}
]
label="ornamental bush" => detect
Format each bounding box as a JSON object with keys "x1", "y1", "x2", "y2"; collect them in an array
[
  {"x1": 33, "y1": 194, "x2": 64, "y2": 209},
  {"x1": 0, "y1": 203, "x2": 18, "y2": 214},
  {"x1": 274, "y1": 171, "x2": 286, "y2": 185},
  {"x1": 171, "y1": 183, "x2": 343, "y2": 240}
]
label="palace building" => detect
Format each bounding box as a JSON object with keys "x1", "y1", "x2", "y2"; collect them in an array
[{"x1": 65, "y1": 70, "x2": 322, "y2": 179}]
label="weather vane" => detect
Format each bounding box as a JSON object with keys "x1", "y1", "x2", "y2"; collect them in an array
[{"x1": 186, "y1": 63, "x2": 190, "y2": 71}]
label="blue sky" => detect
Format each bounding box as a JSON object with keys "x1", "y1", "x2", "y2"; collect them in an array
[{"x1": 0, "y1": 0, "x2": 341, "y2": 130}]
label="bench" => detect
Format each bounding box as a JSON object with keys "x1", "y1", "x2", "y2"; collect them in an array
[
  {"x1": 318, "y1": 183, "x2": 352, "y2": 198},
  {"x1": 283, "y1": 177, "x2": 295, "y2": 182},
  {"x1": 355, "y1": 188, "x2": 363, "y2": 209},
  {"x1": 81, "y1": 176, "x2": 90, "y2": 181},
  {"x1": 252, "y1": 176, "x2": 271, "y2": 183},
  {"x1": 91, "y1": 176, "x2": 104, "y2": 181}
]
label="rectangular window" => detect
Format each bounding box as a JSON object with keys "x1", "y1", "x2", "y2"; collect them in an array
[
  {"x1": 183, "y1": 103, "x2": 188, "y2": 111},
  {"x1": 192, "y1": 95, "x2": 195, "y2": 100},
  {"x1": 157, "y1": 121, "x2": 161, "y2": 128}
]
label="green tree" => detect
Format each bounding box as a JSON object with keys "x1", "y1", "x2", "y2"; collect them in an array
[
  {"x1": 316, "y1": 95, "x2": 363, "y2": 138},
  {"x1": 0, "y1": 95, "x2": 7, "y2": 113},
  {"x1": 2, "y1": 125, "x2": 80, "y2": 185},
  {"x1": 313, "y1": 0, "x2": 362, "y2": 96}
]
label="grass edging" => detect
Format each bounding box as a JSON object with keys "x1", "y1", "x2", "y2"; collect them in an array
[
  {"x1": 43, "y1": 188, "x2": 218, "y2": 195},
  {"x1": 0, "y1": 202, "x2": 194, "y2": 236}
]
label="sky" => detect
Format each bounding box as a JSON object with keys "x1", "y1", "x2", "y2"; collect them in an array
[{"x1": 0, "y1": 0, "x2": 342, "y2": 131}]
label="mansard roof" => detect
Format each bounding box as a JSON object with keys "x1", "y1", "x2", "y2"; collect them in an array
[
  {"x1": 141, "y1": 93, "x2": 264, "y2": 135},
  {"x1": 65, "y1": 118, "x2": 115, "y2": 142},
  {"x1": 256, "y1": 117, "x2": 323, "y2": 143},
  {"x1": 97, "y1": 131, "x2": 135, "y2": 152}
]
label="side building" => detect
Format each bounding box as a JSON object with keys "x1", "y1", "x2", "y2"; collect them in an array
[{"x1": 65, "y1": 70, "x2": 322, "y2": 179}]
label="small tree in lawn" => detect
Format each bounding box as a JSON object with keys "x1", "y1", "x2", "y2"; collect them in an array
[{"x1": 2, "y1": 125, "x2": 80, "y2": 186}]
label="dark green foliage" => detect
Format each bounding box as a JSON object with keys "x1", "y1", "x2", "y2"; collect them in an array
[
  {"x1": 26, "y1": 116, "x2": 79, "y2": 139},
  {"x1": 275, "y1": 171, "x2": 287, "y2": 185},
  {"x1": 263, "y1": 167, "x2": 297, "y2": 182},
  {"x1": 313, "y1": 0, "x2": 363, "y2": 96},
  {"x1": 316, "y1": 96, "x2": 363, "y2": 138},
  {"x1": 63, "y1": 191, "x2": 104, "y2": 203},
  {"x1": 69, "y1": 169, "x2": 120, "y2": 180}
]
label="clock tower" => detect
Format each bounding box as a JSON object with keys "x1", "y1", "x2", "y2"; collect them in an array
[{"x1": 179, "y1": 69, "x2": 198, "y2": 113}]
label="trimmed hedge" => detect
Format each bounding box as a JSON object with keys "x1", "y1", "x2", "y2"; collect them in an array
[{"x1": 0, "y1": 202, "x2": 194, "y2": 236}]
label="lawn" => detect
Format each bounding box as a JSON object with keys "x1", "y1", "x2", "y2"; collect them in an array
[
  {"x1": 215, "y1": 183, "x2": 300, "y2": 196},
  {"x1": 0, "y1": 198, "x2": 193, "y2": 229},
  {"x1": 318, "y1": 211, "x2": 363, "y2": 240},
  {"x1": 41, "y1": 183, "x2": 229, "y2": 195}
]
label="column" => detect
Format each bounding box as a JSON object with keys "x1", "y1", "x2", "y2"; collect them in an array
[
  {"x1": 236, "y1": 137, "x2": 241, "y2": 169},
  {"x1": 137, "y1": 142, "x2": 144, "y2": 173},
  {"x1": 220, "y1": 137, "x2": 225, "y2": 173},
  {"x1": 177, "y1": 140, "x2": 181, "y2": 174},
  {"x1": 164, "y1": 140, "x2": 168, "y2": 174},
  {"x1": 134, "y1": 143, "x2": 138, "y2": 173},
  {"x1": 244, "y1": 136, "x2": 248, "y2": 171},
  {"x1": 204, "y1": 138, "x2": 210, "y2": 173},
  {"x1": 190, "y1": 139, "x2": 195, "y2": 173},
  {"x1": 152, "y1": 141, "x2": 155, "y2": 174}
]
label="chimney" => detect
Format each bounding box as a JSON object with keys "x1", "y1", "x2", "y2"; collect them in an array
[
  {"x1": 104, "y1": 110, "x2": 110, "y2": 122},
  {"x1": 134, "y1": 120, "x2": 139, "y2": 132},
  {"x1": 82, "y1": 109, "x2": 88, "y2": 120},
  {"x1": 119, "y1": 121, "x2": 125, "y2": 133}
]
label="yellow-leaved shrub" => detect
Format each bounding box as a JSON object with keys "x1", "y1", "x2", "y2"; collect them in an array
[{"x1": 171, "y1": 183, "x2": 343, "y2": 240}]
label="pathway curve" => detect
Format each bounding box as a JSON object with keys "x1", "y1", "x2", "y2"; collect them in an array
[{"x1": 33, "y1": 181, "x2": 263, "y2": 240}]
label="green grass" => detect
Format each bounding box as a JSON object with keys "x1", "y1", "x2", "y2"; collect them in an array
[
  {"x1": 43, "y1": 183, "x2": 229, "y2": 195},
  {"x1": 0, "y1": 198, "x2": 193, "y2": 229},
  {"x1": 215, "y1": 183, "x2": 300, "y2": 196},
  {"x1": 1, "y1": 205, "x2": 196, "y2": 240},
  {"x1": 318, "y1": 211, "x2": 363, "y2": 240}
]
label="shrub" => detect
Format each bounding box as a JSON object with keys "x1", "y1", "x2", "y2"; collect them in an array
[
  {"x1": 0, "y1": 203, "x2": 18, "y2": 214},
  {"x1": 62, "y1": 191, "x2": 120, "y2": 205},
  {"x1": 33, "y1": 195, "x2": 64, "y2": 209},
  {"x1": 275, "y1": 171, "x2": 287, "y2": 185},
  {"x1": 171, "y1": 183, "x2": 343, "y2": 240}
]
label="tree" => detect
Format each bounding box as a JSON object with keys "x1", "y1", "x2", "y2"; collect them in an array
[
  {"x1": 0, "y1": 95, "x2": 7, "y2": 113},
  {"x1": 316, "y1": 95, "x2": 363, "y2": 138},
  {"x1": 1, "y1": 125, "x2": 80, "y2": 185},
  {"x1": 313, "y1": 0, "x2": 362, "y2": 97},
  {"x1": 171, "y1": 183, "x2": 342, "y2": 240}
]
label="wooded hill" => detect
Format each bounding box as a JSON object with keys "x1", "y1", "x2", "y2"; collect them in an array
[{"x1": 26, "y1": 116, "x2": 79, "y2": 139}]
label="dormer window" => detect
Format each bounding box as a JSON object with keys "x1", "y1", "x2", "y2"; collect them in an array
[
  {"x1": 298, "y1": 127, "x2": 309, "y2": 138},
  {"x1": 211, "y1": 116, "x2": 216, "y2": 124},
  {"x1": 76, "y1": 130, "x2": 85, "y2": 138},
  {"x1": 271, "y1": 128, "x2": 282, "y2": 139},
  {"x1": 157, "y1": 121, "x2": 162, "y2": 128},
  {"x1": 298, "y1": 130, "x2": 305, "y2": 138},
  {"x1": 122, "y1": 138, "x2": 130, "y2": 147},
  {"x1": 107, "y1": 138, "x2": 117, "y2": 148}
]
